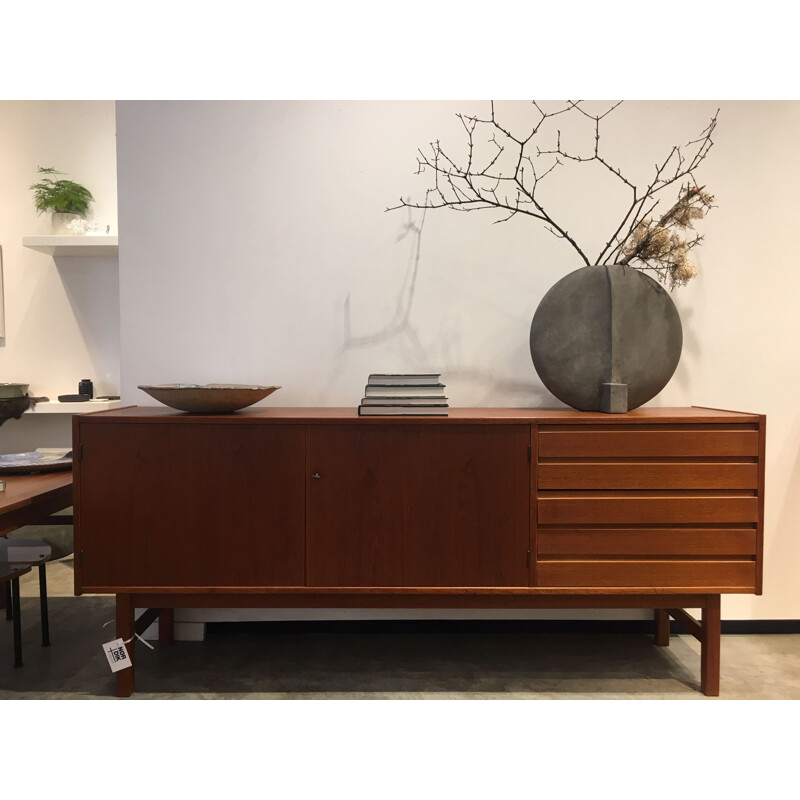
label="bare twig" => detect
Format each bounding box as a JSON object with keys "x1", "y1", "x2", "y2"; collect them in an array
[{"x1": 388, "y1": 102, "x2": 718, "y2": 287}]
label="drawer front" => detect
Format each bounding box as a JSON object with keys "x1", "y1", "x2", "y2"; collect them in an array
[
  {"x1": 537, "y1": 528, "x2": 757, "y2": 557},
  {"x1": 538, "y1": 462, "x2": 758, "y2": 490},
  {"x1": 534, "y1": 420, "x2": 763, "y2": 592},
  {"x1": 538, "y1": 427, "x2": 759, "y2": 458},
  {"x1": 538, "y1": 494, "x2": 759, "y2": 525},
  {"x1": 537, "y1": 560, "x2": 756, "y2": 589}
]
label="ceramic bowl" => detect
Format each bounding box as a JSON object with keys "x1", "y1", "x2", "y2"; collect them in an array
[
  {"x1": 0, "y1": 383, "x2": 29, "y2": 399},
  {"x1": 137, "y1": 383, "x2": 280, "y2": 414}
]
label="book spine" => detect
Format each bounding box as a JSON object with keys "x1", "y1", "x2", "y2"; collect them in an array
[
  {"x1": 364, "y1": 385, "x2": 446, "y2": 397},
  {"x1": 367, "y1": 378, "x2": 442, "y2": 387},
  {"x1": 358, "y1": 406, "x2": 449, "y2": 416}
]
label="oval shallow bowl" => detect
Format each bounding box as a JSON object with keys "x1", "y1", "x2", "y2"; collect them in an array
[{"x1": 137, "y1": 384, "x2": 280, "y2": 414}]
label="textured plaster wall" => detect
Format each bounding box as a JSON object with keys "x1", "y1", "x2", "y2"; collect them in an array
[
  {"x1": 0, "y1": 101, "x2": 119, "y2": 452},
  {"x1": 116, "y1": 100, "x2": 800, "y2": 621}
]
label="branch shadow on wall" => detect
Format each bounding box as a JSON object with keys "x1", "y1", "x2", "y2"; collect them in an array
[{"x1": 326, "y1": 203, "x2": 552, "y2": 406}]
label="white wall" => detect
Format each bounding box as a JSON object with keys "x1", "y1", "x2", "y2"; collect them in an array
[
  {"x1": 116, "y1": 100, "x2": 800, "y2": 621},
  {"x1": 0, "y1": 101, "x2": 118, "y2": 451}
]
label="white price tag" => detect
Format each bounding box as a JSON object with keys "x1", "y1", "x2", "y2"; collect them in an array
[{"x1": 102, "y1": 638, "x2": 132, "y2": 673}]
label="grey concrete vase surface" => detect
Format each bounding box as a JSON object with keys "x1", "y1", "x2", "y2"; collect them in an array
[{"x1": 529, "y1": 264, "x2": 683, "y2": 412}]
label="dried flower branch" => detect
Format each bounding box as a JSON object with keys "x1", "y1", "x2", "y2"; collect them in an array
[
  {"x1": 388, "y1": 102, "x2": 718, "y2": 287},
  {"x1": 619, "y1": 185, "x2": 715, "y2": 288}
]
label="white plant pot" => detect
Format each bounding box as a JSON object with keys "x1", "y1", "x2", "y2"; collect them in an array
[{"x1": 51, "y1": 212, "x2": 83, "y2": 234}]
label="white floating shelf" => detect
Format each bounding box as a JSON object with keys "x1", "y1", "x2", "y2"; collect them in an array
[
  {"x1": 22, "y1": 235, "x2": 118, "y2": 257},
  {"x1": 25, "y1": 399, "x2": 122, "y2": 415}
]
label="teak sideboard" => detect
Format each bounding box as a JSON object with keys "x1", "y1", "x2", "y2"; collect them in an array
[{"x1": 72, "y1": 406, "x2": 766, "y2": 697}]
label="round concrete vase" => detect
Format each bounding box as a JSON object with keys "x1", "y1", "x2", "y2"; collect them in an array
[{"x1": 529, "y1": 264, "x2": 683, "y2": 413}]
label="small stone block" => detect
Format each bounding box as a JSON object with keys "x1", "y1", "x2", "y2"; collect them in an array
[{"x1": 601, "y1": 383, "x2": 628, "y2": 414}]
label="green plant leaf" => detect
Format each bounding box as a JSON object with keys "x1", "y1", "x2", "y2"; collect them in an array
[{"x1": 29, "y1": 166, "x2": 94, "y2": 216}]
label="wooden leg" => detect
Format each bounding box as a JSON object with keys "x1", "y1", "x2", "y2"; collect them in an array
[
  {"x1": 115, "y1": 593, "x2": 135, "y2": 697},
  {"x1": 12, "y1": 576, "x2": 23, "y2": 668},
  {"x1": 39, "y1": 564, "x2": 50, "y2": 647},
  {"x1": 159, "y1": 608, "x2": 174, "y2": 646},
  {"x1": 654, "y1": 609, "x2": 670, "y2": 646},
  {"x1": 1, "y1": 580, "x2": 7, "y2": 613},
  {"x1": 701, "y1": 594, "x2": 721, "y2": 697}
]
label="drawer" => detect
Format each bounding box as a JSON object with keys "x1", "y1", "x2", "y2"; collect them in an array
[
  {"x1": 538, "y1": 494, "x2": 759, "y2": 525},
  {"x1": 538, "y1": 462, "x2": 758, "y2": 490},
  {"x1": 538, "y1": 427, "x2": 759, "y2": 459},
  {"x1": 537, "y1": 528, "x2": 757, "y2": 557},
  {"x1": 537, "y1": 560, "x2": 756, "y2": 589}
]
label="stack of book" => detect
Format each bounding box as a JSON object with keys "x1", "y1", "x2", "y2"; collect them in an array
[{"x1": 358, "y1": 373, "x2": 448, "y2": 416}]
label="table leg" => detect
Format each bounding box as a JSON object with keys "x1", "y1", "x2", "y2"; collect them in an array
[
  {"x1": 701, "y1": 594, "x2": 721, "y2": 697},
  {"x1": 3, "y1": 581, "x2": 10, "y2": 620},
  {"x1": 159, "y1": 608, "x2": 174, "y2": 646},
  {"x1": 12, "y1": 576, "x2": 22, "y2": 668},
  {"x1": 116, "y1": 593, "x2": 135, "y2": 697},
  {"x1": 39, "y1": 565, "x2": 50, "y2": 647},
  {"x1": 653, "y1": 609, "x2": 670, "y2": 646}
]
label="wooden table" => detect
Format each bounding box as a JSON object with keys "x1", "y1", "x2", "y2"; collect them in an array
[
  {"x1": 0, "y1": 471, "x2": 72, "y2": 664},
  {"x1": 0, "y1": 472, "x2": 73, "y2": 536}
]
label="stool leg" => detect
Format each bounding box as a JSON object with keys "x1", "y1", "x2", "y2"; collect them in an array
[
  {"x1": 12, "y1": 576, "x2": 23, "y2": 668},
  {"x1": 4, "y1": 581, "x2": 11, "y2": 621},
  {"x1": 39, "y1": 564, "x2": 50, "y2": 647}
]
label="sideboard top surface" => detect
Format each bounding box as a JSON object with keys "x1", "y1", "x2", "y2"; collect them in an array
[{"x1": 74, "y1": 405, "x2": 763, "y2": 425}]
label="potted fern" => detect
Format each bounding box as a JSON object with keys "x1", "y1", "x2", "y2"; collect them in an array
[{"x1": 30, "y1": 166, "x2": 94, "y2": 233}]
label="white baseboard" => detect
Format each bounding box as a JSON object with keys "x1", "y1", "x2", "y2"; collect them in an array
[
  {"x1": 136, "y1": 613, "x2": 206, "y2": 642},
  {"x1": 172, "y1": 607, "x2": 654, "y2": 624}
]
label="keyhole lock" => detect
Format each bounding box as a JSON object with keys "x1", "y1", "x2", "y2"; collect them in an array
[{"x1": 312, "y1": 472, "x2": 322, "y2": 479}]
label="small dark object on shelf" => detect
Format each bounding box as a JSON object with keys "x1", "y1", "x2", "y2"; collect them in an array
[
  {"x1": 57, "y1": 394, "x2": 90, "y2": 403},
  {"x1": 78, "y1": 379, "x2": 94, "y2": 399}
]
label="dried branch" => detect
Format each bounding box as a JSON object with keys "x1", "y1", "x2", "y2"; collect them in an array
[
  {"x1": 388, "y1": 101, "x2": 718, "y2": 287},
  {"x1": 617, "y1": 184, "x2": 716, "y2": 288}
]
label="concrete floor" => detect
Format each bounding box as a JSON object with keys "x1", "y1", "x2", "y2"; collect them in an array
[{"x1": 2, "y1": 558, "x2": 799, "y2": 699}]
